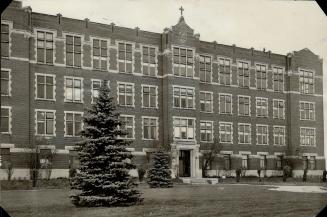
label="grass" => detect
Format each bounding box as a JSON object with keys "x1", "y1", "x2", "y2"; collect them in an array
[{"x1": 1, "y1": 184, "x2": 327, "y2": 217}]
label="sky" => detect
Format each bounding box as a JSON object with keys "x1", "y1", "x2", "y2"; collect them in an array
[{"x1": 21, "y1": 0, "x2": 327, "y2": 162}]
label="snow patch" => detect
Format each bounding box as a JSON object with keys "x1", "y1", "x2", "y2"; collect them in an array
[{"x1": 268, "y1": 186, "x2": 327, "y2": 193}]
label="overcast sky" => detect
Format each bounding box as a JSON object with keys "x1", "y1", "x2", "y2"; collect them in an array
[{"x1": 21, "y1": 0, "x2": 327, "y2": 160}]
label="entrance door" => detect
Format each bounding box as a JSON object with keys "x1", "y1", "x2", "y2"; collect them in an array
[{"x1": 179, "y1": 150, "x2": 191, "y2": 177}]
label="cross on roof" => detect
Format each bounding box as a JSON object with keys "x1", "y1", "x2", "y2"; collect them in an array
[{"x1": 179, "y1": 6, "x2": 184, "y2": 16}]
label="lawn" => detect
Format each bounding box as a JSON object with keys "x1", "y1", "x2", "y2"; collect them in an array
[{"x1": 1, "y1": 184, "x2": 326, "y2": 217}]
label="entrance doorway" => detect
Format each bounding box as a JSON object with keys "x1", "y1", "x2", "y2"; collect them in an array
[{"x1": 179, "y1": 150, "x2": 191, "y2": 177}]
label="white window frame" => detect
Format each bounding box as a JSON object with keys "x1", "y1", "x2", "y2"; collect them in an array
[
  {"x1": 35, "y1": 29, "x2": 55, "y2": 65},
  {"x1": 273, "y1": 125, "x2": 286, "y2": 146},
  {"x1": 300, "y1": 127, "x2": 316, "y2": 147},
  {"x1": 117, "y1": 82, "x2": 135, "y2": 107},
  {"x1": 219, "y1": 121, "x2": 233, "y2": 144},
  {"x1": 1, "y1": 68, "x2": 11, "y2": 97},
  {"x1": 256, "y1": 124, "x2": 269, "y2": 145},
  {"x1": 273, "y1": 99, "x2": 285, "y2": 119},
  {"x1": 141, "y1": 44, "x2": 158, "y2": 77},
  {"x1": 173, "y1": 85, "x2": 195, "y2": 109},
  {"x1": 218, "y1": 57, "x2": 232, "y2": 86},
  {"x1": 64, "y1": 111, "x2": 84, "y2": 137},
  {"x1": 272, "y1": 66, "x2": 284, "y2": 92},
  {"x1": 142, "y1": 116, "x2": 159, "y2": 140},
  {"x1": 35, "y1": 109, "x2": 56, "y2": 136},
  {"x1": 238, "y1": 95, "x2": 251, "y2": 116},
  {"x1": 237, "y1": 60, "x2": 250, "y2": 88},
  {"x1": 35, "y1": 73, "x2": 56, "y2": 101},
  {"x1": 299, "y1": 68, "x2": 315, "y2": 94},
  {"x1": 119, "y1": 115, "x2": 135, "y2": 139},
  {"x1": 241, "y1": 154, "x2": 249, "y2": 169},
  {"x1": 64, "y1": 76, "x2": 83, "y2": 103},
  {"x1": 173, "y1": 116, "x2": 196, "y2": 141},
  {"x1": 63, "y1": 32, "x2": 84, "y2": 68},
  {"x1": 172, "y1": 45, "x2": 195, "y2": 78},
  {"x1": 255, "y1": 63, "x2": 268, "y2": 90},
  {"x1": 199, "y1": 54, "x2": 212, "y2": 83},
  {"x1": 256, "y1": 97, "x2": 268, "y2": 118},
  {"x1": 117, "y1": 40, "x2": 134, "y2": 74},
  {"x1": 1, "y1": 21, "x2": 12, "y2": 58},
  {"x1": 91, "y1": 37, "x2": 109, "y2": 71},
  {"x1": 141, "y1": 84, "x2": 158, "y2": 109},
  {"x1": 238, "y1": 123, "x2": 251, "y2": 144},
  {"x1": 219, "y1": 93, "x2": 232, "y2": 115},
  {"x1": 200, "y1": 91, "x2": 213, "y2": 113},
  {"x1": 200, "y1": 120, "x2": 214, "y2": 143},
  {"x1": 1, "y1": 106, "x2": 12, "y2": 134},
  {"x1": 259, "y1": 154, "x2": 267, "y2": 169},
  {"x1": 299, "y1": 101, "x2": 315, "y2": 121}
]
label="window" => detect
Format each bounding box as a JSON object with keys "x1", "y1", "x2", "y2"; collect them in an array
[
  {"x1": 238, "y1": 124, "x2": 251, "y2": 144},
  {"x1": 118, "y1": 42, "x2": 133, "y2": 73},
  {"x1": 219, "y1": 93, "x2": 232, "y2": 114},
  {"x1": 37, "y1": 31, "x2": 53, "y2": 64},
  {"x1": 200, "y1": 121, "x2": 213, "y2": 142},
  {"x1": 256, "y1": 97, "x2": 268, "y2": 117},
  {"x1": 242, "y1": 154, "x2": 249, "y2": 169},
  {"x1": 256, "y1": 64, "x2": 267, "y2": 90},
  {"x1": 224, "y1": 154, "x2": 231, "y2": 170},
  {"x1": 299, "y1": 69, "x2": 314, "y2": 94},
  {"x1": 200, "y1": 92, "x2": 213, "y2": 113},
  {"x1": 92, "y1": 39, "x2": 108, "y2": 70},
  {"x1": 257, "y1": 125, "x2": 268, "y2": 145},
  {"x1": 1, "y1": 23, "x2": 9, "y2": 57},
  {"x1": 1, "y1": 106, "x2": 11, "y2": 134},
  {"x1": 219, "y1": 122, "x2": 233, "y2": 143},
  {"x1": 302, "y1": 156, "x2": 308, "y2": 170},
  {"x1": 309, "y1": 156, "x2": 316, "y2": 170},
  {"x1": 143, "y1": 117, "x2": 158, "y2": 140},
  {"x1": 91, "y1": 79, "x2": 102, "y2": 103},
  {"x1": 173, "y1": 47, "x2": 194, "y2": 77},
  {"x1": 142, "y1": 85, "x2": 157, "y2": 108},
  {"x1": 238, "y1": 96, "x2": 250, "y2": 116},
  {"x1": 65, "y1": 77, "x2": 82, "y2": 103},
  {"x1": 259, "y1": 155, "x2": 267, "y2": 169},
  {"x1": 1, "y1": 69, "x2": 10, "y2": 96},
  {"x1": 218, "y1": 58, "x2": 231, "y2": 85},
  {"x1": 273, "y1": 99, "x2": 285, "y2": 119},
  {"x1": 36, "y1": 110, "x2": 55, "y2": 136},
  {"x1": 199, "y1": 55, "x2": 211, "y2": 83},
  {"x1": 173, "y1": 86, "x2": 195, "y2": 109},
  {"x1": 120, "y1": 115, "x2": 134, "y2": 139},
  {"x1": 300, "y1": 128, "x2": 315, "y2": 146},
  {"x1": 238, "y1": 61, "x2": 250, "y2": 88},
  {"x1": 173, "y1": 117, "x2": 195, "y2": 140},
  {"x1": 118, "y1": 83, "x2": 134, "y2": 106},
  {"x1": 273, "y1": 67, "x2": 284, "y2": 92},
  {"x1": 36, "y1": 74, "x2": 55, "y2": 100},
  {"x1": 142, "y1": 46, "x2": 156, "y2": 76},
  {"x1": 300, "y1": 102, "x2": 315, "y2": 120},
  {"x1": 276, "y1": 155, "x2": 283, "y2": 170},
  {"x1": 66, "y1": 35, "x2": 81, "y2": 67},
  {"x1": 273, "y1": 126, "x2": 285, "y2": 146},
  {"x1": 65, "y1": 112, "x2": 83, "y2": 137},
  {"x1": 0, "y1": 148, "x2": 10, "y2": 168}
]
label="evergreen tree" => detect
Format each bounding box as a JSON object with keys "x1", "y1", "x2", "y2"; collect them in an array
[
  {"x1": 147, "y1": 151, "x2": 173, "y2": 188},
  {"x1": 70, "y1": 82, "x2": 142, "y2": 207}
]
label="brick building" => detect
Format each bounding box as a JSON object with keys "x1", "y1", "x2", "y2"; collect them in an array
[{"x1": 0, "y1": 1, "x2": 325, "y2": 179}]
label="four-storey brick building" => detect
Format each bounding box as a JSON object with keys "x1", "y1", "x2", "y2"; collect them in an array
[{"x1": 0, "y1": 1, "x2": 325, "y2": 179}]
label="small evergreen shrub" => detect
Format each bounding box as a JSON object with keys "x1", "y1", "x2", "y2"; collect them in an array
[{"x1": 147, "y1": 151, "x2": 173, "y2": 188}]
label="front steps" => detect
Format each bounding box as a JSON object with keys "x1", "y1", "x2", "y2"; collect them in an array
[{"x1": 180, "y1": 177, "x2": 219, "y2": 185}]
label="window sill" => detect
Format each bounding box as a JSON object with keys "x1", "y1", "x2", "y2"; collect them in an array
[
  {"x1": 256, "y1": 144, "x2": 269, "y2": 146},
  {"x1": 36, "y1": 98, "x2": 56, "y2": 102},
  {"x1": 173, "y1": 107, "x2": 196, "y2": 110},
  {"x1": 142, "y1": 138, "x2": 159, "y2": 141},
  {"x1": 219, "y1": 113, "x2": 233, "y2": 115},
  {"x1": 238, "y1": 115, "x2": 251, "y2": 117},
  {"x1": 118, "y1": 105, "x2": 135, "y2": 108},
  {"x1": 238, "y1": 143, "x2": 251, "y2": 145},
  {"x1": 35, "y1": 134, "x2": 56, "y2": 137},
  {"x1": 220, "y1": 142, "x2": 233, "y2": 144},
  {"x1": 200, "y1": 111, "x2": 213, "y2": 114},
  {"x1": 142, "y1": 106, "x2": 158, "y2": 109},
  {"x1": 64, "y1": 135, "x2": 81, "y2": 138},
  {"x1": 36, "y1": 62, "x2": 54, "y2": 66},
  {"x1": 1, "y1": 132, "x2": 12, "y2": 135},
  {"x1": 64, "y1": 101, "x2": 84, "y2": 104},
  {"x1": 1, "y1": 94, "x2": 11, "y2": 97}
]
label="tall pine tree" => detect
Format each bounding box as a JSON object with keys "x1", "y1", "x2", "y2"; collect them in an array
[
  {"x1": 147, "y1": 151, "x2": 173, "y2": 188},
  {"x1": 70, "y1": 82, "x2": 142, "y2": 207}
]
